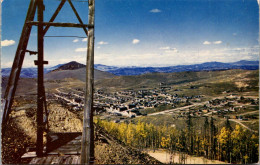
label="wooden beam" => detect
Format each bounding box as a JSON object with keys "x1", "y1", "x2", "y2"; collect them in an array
[
  {"x1": 36, "y1": 0, "x2": 44, "y2": 157},
  {"x1": 2, "y1": 0, "x2": 37, "y2": 127},
  {"x1": 81, "y1": 0, "x2": 95, "y2": 164},
  {"x1": 68, "y1": 0, "x2": 88, "y2": 36},
  {"x1": 28, "y1": 21, "x2": 93, "y2": 28},
  {"x1": 34, "y1": 60, "x2": 48, "y2": 65},
  {"x1": 43, "y1": 0, "x2": 66, "y2": 35}
]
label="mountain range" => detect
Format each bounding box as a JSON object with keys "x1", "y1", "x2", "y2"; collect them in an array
[
  {"x1": 1, "y1": 60, "x2": 259, "y2": 78},
  {"x1": 100, "y1": 60, "x2": 259, "y2": 76},
  {"x1": 1, "y1": 64, "x2": 62, "y2": 78}
]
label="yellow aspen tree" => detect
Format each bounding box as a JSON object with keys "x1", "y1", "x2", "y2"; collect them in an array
[
  {"x1": 126, "y1": 123, "x2": 135, "y2": 146},
  {"x1": 231, "y1": 125, "x2": 244, "y2": 163},
  {"x1": 217, "y1": 127, "x2": 231, "y2": 162},
  {"x1": 118, "y1": 122, "x2": 127, "y2": 143}
]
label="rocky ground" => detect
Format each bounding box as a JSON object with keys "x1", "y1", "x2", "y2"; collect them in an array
[
  {"x1": 95, "y1": 126, "x2": 161, "y2": 164},
  {"x1": 2, "y1": 98, "x2": 161, "y2": 164},
  {"x1": 2, "y1": 98, "x2": 37, "y2": 164}
]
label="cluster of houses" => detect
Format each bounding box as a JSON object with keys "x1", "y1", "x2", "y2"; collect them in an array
[
  {"x1": 196, "y1": 95, "x2": 259, "y2": 119},
  {"x1": 51, "y1": 91, "x2": 84, "y2": 111},
  {"x1": 50, "y1": 87, "x2": 204, "y2": 118},
  {"x1": 50, "y1": 86, "x2": 258, "y2": 121},
  {"x1": 150, "y1": 94, "x2": 259, "y2": 120}
]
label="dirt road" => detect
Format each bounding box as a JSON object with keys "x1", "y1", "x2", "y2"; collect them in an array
[
  {"x1": 147, "y1": 150, "x2": 228, "y2": 164},
  {"x1": 147, "y1": 100, "x2": 210, "y2": 116},
  {"x1": 229, "y1": 119, "x2": 257, "y2": 132}
]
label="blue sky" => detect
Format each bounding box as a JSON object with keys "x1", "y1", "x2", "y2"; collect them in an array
[{"x1": 1, "y1": 0, "x2": 259, "y2": 67}]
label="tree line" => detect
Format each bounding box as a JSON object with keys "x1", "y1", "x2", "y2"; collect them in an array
[{"x1": 95, "y1": 116, "x2": 259, "y2": 164}]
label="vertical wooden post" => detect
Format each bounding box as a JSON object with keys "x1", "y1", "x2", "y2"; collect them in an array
[
  {"x1": 2, "y1": 0, "x2": 36, "y2": 127},
  {"x1": 81, "y1": 0, "x2": 95, "y2": 164},
  {"x1": 0, "y1": 1, "x2": 2, "y2": 164},
  {"x1": 36, "y1": 0, "x2": 44, "y2": 156}
]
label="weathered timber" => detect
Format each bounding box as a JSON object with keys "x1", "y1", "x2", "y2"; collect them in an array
[
  {"x1": 49, "y1": 151, "x2": 79, "y2": 155},
  {"x1": 29, "y1": 157, "x2": 42, "y2": 164},
  {"x1": 49, "y1": 156, "x2": 61, "y2": 164},
  {"x1": 36, "y1": 0, "x2": 45, "y2": 156},
  {"x1": 64, "y1": 156, "x2": 72, "y2": 164},
  {"x1": 2, "y1": 0, "x2": 37, "y2": 127},
  {"x1": 21, "y1": 152, "x2": 37, "y2": 158},
  {"x1": 25, "y1": 134, "x2": 81, "y2": 164},
  {"x1": 68, "y1": 0, "x2": 88, "y2": 36},
  {"x1": 37, "y1": 157, "x2": 47, "y2": 164},
  {"x1": 43, "y1": 0, "x2": 66, "y2": 35},
  {"x1": 43, "y1": 156, "x2": 54, "y2": 164},
  {"x1": 3, "y1": 0, "x2": 93, "y2": 158},
  {"x1": 27, "y1": 21, "x2": 93, "y2": 28},
  {"x1": 71, "y1": 156, "x2": 80, "y2": 164},
  {"x1": 81, "y1": 0, "x2": 95, "y2": 164}
]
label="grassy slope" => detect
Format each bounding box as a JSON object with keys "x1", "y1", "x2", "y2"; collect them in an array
[
  {"x1": 45, "y1": 68, "x2": 115, "y2": 81},
  {"x1": 3, "y1": 69, "x2": 258, "y2": 96},
  {"x1": 124, "y1": 69, "x2": 259, "y2": 132},
  {"x1": 95, "y1": 69, "x2": 259, "y2": 95}
]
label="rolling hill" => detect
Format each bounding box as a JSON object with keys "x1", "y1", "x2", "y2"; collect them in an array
[
  {"x1": 95, "y1": 69, "x2": 259, "y2": 94},
  {"x1": 97, "y1": 60, "x2": 259, "y2": 76},
  {"x1": 2, "y1": 60, "x2": 258, "y2": 78},
  {"x1": 1, "y1": 77, "x2": 37, "y2": 97},
  {"x1": 1, "y1": 64, "x2": 62, "y2": 78},
  {"x1": 45, "y1": 67, "x2": 116, "y2": 81},
  {"x1": 2, "y1": 68, "x2": 40, "y2": 78},
  {"x1": 45, "y1": 61, "x2": 116, "y2": 81},
  {"x1": 1, "y1": 61, "x2": 116, "y2": 96},
  {"x1": 2, "y1": 69, "x2": 258, "y2": 99},
  {"x1": 51, "y1": 61, "x2": 85, "y2": 72}
]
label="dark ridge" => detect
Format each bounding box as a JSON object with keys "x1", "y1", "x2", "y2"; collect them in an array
[{"x1": 51, "y1": 61, "x2": 86, "y2": 72}]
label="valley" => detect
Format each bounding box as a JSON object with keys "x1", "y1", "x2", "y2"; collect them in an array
[
  {"x1": 1, "y1": 61, "x2": 259, "y2": 164},
  {"x1": 2, "y1": 0, "x2": 258, "y2": 163}
]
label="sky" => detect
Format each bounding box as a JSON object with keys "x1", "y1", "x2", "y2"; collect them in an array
[{"x1": 1, "y1": 0, "x2": 259, "y2": 68}]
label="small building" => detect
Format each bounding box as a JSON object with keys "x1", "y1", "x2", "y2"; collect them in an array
[
  {"x1": 128, "y1": 104, "x2": 136, "y2": 109},
  {"x1": 119, "y1": 106, "x2": 127, "y2": 111}
]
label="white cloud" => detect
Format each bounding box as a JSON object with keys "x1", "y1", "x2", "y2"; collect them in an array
[
  {"x1": 233, "y1": 33, "x2": 237, "y2": 36},
  {"x1": 3, "y1": 53, "x2": 38, "y2": 67},
  {"x1": 203, "y1": 41, "x2": 211, "y2": 45},
  {"x1": 93, "y1": 45, "x2": 259, "y2": 67},
  {"x1": 2, "y1": 62, "x2": 13, "y2": 68},
  {"x1": 150, "y1": 9, "x2": 161, "y2": 13},
  {"x1": 98, "y1": 41, "x2": 108, "y2": 45},
  {"x1": 97, "y1": 46, "x2": 101, "y2": 49},
  {"x1": 132, "y1": 39, "x2": 140, "y2": 44},
  {"x1": 1, "y1": 39, "x2": 15, "y2": 47},
  {"x1": 73, "y1": 39, "x2": 79, "y2": 43},
  {"x1": 82, "y1": 38, "x2": 88, "y2": 42},
  {"x1": 203, "y1": 40, "x2": 223, "y2": 45},
  {"x1": 232, "y1": 48, "x2": 244, "y2": 51},
  {"x1": 159, "y1": 46, "x2": 170, "y2": 50},
  {"x1": 160, "y1": 46, "x2": 178, "y2": 53},
  {"x1": 213, "y1": 41, "x2": 222, "y2": 44},
  {"x1": 165, "y1": 48, "x2": 178, "y2": 53},
  {"x1": 75, "y1": 47, "x2": 87, "y2": 52}
]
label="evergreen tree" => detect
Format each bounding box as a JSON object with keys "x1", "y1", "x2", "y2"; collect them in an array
[
  {"x1": 225, "y1": 117, "x2": 232, "y2": 163},
  {"x1": 210, "y1": 117, "x2": 217, "y2": 160},
  {"x1": 225, "y1": 117, "x2": 232, "y2": 131},
  {"x1": 186, "y1": 113, "x2": 194, "y2": 154},
  {"x1": 95, "y1": 118, "x2": 259, "y2": 164},
  {"x1": 203, "y1": 117, "x2": 209, "y2": 158}
]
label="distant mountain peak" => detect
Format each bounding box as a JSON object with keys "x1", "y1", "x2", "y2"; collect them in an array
[
  {"x1": 2, "y1": 60, "x2": 258, "y2": 78},
  {"x1": 95, "y1": 60, "x2": 259, "y2": 76},
  {"x1": 51, "y1": 61, "x2": 86, "y2": 72}
]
